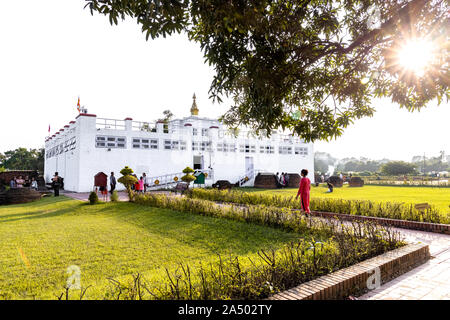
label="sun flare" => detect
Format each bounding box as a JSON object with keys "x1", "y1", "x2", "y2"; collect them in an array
[{"x1": 397, "y1": 38, "x2": 436, "y2": 76}]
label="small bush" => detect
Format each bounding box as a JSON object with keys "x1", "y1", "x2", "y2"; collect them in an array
[
  {"x1": 88, "y1": 192, "x2": 98, "y2": 205},
  {"x1": 110, "y1": 190, "x2": 119, "y2": 202}
]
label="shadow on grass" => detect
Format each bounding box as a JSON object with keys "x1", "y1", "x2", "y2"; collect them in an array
[
  {"x1": 0, "y1": 207, "x2": 80, "y2": 223},
  {"x1": 0, "y1": 195, "x2": 76, "y2": 209},
  {"x1": 0, "y1": 197, "x2": 83, "y2": 223},
  {"x1": 0, "y1": 196, "x2": 307, "y2": 257},
  {"x1": 94, "y1": 201, "x2": 306, "y2": 256}
]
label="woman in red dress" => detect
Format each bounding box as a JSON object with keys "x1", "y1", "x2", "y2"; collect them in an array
[{"x1": 296, "y1": 169, "x2": 311, "y2": 214}]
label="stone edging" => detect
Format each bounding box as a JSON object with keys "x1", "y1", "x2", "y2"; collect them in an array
[
  {"x1": 268, "y1": 243, "x2": 430, "y2": 300},
  {"x1": 310, "y1": 211, "x2": 450, "y2": 235}
]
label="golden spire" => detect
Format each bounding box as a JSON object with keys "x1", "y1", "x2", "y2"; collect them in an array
[{"x1": 190, "y1": 93, "x2": 199, "y2": 116}]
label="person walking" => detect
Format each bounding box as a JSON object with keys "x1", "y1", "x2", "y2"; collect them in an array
[
  {"x1": 285, "y1": 173, "x2": 290, "y2": 187},
  {"x1": 138, "y1": 176, "x2": 144, "y2": 193},
  {"x1": 52, "y1": 172, "x2": 61, "y2": 197},
  {"x1": 296, "y1": 169, "x2": 311, "y2": 215},
  {"x1": 143, "y1": 173, "x2": 148, "y2": 193},
  {"x1": 110, "y1": 172, "x2": 116, "y2": 194},
  {"x1": 99, "y1": 185, "x2": 108, "y2": 201}
]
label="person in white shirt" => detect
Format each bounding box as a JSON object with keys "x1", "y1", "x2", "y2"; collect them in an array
[
  {"x1": 143, "y1": 172, "x2": 149, "y2": 193},
  {"x1": 31, "y1": 178, "x2": 38, "y2": 190}
]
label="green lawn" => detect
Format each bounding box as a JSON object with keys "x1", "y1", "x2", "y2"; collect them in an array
[
  {"x1": 0, "y1": 196, "x2": 304, "y2": 299},
  {"x1": 239, "y1": 185, "x2": 450, "y2": 212}
]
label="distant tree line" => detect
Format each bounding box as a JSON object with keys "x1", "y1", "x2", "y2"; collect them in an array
[
  {"x1": 315, "y1": 152, "x2": 450, "y2": 176},
  {"x1": 0, "y1": 148, "x2": 45, "y2": 173},
  {"x1": 411, "y1": 151, "x2": 449, "y2": 173},
  {"x1": 336, "y1": 158, "x2": 386, "y2": 174}
]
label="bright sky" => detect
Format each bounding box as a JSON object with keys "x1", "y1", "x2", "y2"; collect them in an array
[{"x1": 0, "y1": 1, "x2": 448, "y2": 162}]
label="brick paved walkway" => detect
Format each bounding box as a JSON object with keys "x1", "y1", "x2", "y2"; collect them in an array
[
  {"x1": 62, "y1": 190, "x2": 172, "y2": 202},
  {"x1": 63, "y1": 190, "x2": 130, "y2": 202},
  {"x1": 359, "y1": 227, "x2": 450, "y2": 300}
]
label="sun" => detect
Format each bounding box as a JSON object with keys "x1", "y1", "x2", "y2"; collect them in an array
[{"x1": 397, "y1": 38, "x2": 436, "y2": 76}]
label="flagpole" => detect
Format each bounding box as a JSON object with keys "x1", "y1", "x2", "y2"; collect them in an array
[{"x1": 77, "y1": 96, "x2": 81, "y2": 114}]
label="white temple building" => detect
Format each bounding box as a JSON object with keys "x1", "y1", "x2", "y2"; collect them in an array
[{"x1": 44, "y1": 95, "x2": 314, "y2": 192}]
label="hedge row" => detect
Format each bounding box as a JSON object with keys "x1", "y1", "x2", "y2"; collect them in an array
[{"x1": 186, "y1": 189, "x2": 449, "y2": 224}]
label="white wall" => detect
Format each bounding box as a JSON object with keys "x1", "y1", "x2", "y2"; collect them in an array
[{"x1": 44, "y1": 113, "x2": 315, "y2": 192}]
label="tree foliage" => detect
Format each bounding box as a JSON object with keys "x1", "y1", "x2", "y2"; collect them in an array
[
  {"x1": 85, "y1": 0, "x2": 449, "y2": 141},
  {"x1": 162, "y1": 109, "x2": 174, "y2": 122},
  {"x1": 381, "y1": 161, "x2": 416, "y2": 175},
  {"x1": 0, "y1": 148, "x2": 44, "y2": 172},
  {"x1": 342, "y1": 159, "x2": 383, "y2": 172},
  {"x1": 120, "y1": 166, "x2": 134, "y2": 176}
]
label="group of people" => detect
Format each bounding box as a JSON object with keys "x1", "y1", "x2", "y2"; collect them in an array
[
  {"x1": 9, "y1": 175, "x2": 38, "y2": 190},
  {"x1": 97, "y1": 172, "x2": 117, "y2": 201},
  {"x1": 130, "y1": 172, "x2": 149, "y2": 193},
  {"x1": 339, "y1": 173, "x2": 352, "y2": 183},
  {"x1": 275, "y1": 172, "x2": 290, "y2": 188},
  {"x1": 97, "y1": 171, "x2": 150, "y2": 201},
  {"x1": 42, "y1": 168, "x2": 313, "y2": 215}
]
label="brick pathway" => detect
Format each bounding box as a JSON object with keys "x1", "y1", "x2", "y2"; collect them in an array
[
  {"x1": 62, "y1": 190, "x2": 172, "y2": 202},
  {"x1": 62, "y1": 190, "x2": 130, "y2": 202},
  {"x1": 359, "y1": 228, "x2": 450, "y2": 300}
]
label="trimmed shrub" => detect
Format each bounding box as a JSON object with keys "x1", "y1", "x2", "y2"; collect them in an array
[
  {"x1": 181, "y1": 166, "x2": 196, "y2": 187},
  {"x1": 118, "y1": 166, "x2": 138, "y2": 201},
  {"x1": 110, "y1": 190, "x2": 119, "y2": 202},
  {"x1": 88, "y1": 191, "x2": 98, "y2": 205}
]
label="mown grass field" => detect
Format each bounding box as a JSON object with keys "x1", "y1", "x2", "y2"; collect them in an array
[
  {"x1": 239, "y1": 185, "x2": 450, "y2": 213},
  {"x1": 0, "y1": 196, "x2": 306, "y2": 299}
]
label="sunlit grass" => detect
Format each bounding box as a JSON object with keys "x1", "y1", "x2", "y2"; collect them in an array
[
  {"x1": 238, "y1": 185, "x2": 450, "y2": 212},
  {"x1": 0, "y1": 196, "x2": 304, "y2": 299}
]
